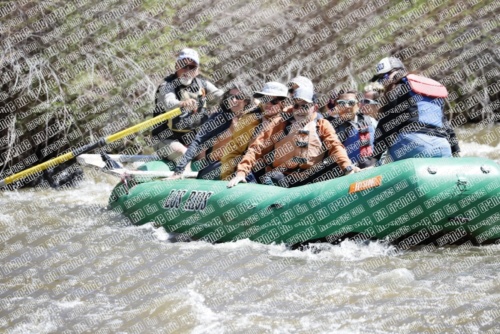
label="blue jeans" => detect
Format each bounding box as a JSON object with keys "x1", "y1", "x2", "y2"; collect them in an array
[
  {"x1": 389, "y1": 133, "x2": 452, "y2": 162},
  {"x1": 197, "y1": 161, "x2": 221, "y2": 180}
]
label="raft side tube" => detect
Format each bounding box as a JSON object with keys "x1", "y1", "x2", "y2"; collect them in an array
[{"x1": 108, "y1": 158, "x2": 500, "y2": 248}]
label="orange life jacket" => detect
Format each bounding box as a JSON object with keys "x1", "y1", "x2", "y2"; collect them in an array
[{"x1": 272, "y1": 117, "x2": 325, "y2": 171}]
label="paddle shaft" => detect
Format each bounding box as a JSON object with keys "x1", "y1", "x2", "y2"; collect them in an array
[{"x1": 0, "y1": 108, "x2": 181, "y2": 187}]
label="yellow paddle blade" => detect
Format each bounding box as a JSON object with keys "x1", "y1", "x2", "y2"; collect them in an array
[
  {"x1": 1, "y1": 108, "x2": 182, "y2": 187},
  {"x1": 1, "y1": 152, "x2": 75, "y2": 187}
]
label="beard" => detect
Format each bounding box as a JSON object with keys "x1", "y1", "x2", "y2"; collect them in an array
[
  {"x1": 179, "y1": 76, "x2": 193, "y2": 86},
  {"x1": 293, "y1": 112, "x2": 310, "y2": 124}
]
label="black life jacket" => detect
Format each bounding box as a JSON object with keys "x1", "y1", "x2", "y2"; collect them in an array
[{"x1": 152, "y1": 74, "x2": 208, "y2": 139}]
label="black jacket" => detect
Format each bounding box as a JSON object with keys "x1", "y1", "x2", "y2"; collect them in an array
[
  {"x1": 174, "y1": 105, "x2": 233, "y2": 173},
  {"x1": 373, "y1": 80, "x2": 460, "y2": 159}
]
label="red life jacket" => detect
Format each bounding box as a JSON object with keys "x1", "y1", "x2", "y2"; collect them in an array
[{"x1": 406, "y1": 74, "x2": 448, "y2": 98}]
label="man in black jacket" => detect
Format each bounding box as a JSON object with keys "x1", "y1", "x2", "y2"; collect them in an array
[{"x1": 152, "y1": 48, "x2": 224, "y2": 165}]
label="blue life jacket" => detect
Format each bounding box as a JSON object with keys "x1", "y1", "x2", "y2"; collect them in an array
[
  {"x1": 373, "y1": 75, "x2": 459, "y2": 160},
  {"x1": 402, "y1": 77, "x2": 445, "y2": 128},
  {"x1": 333, "y1": 114, "x2": 375, "y2": 165}
]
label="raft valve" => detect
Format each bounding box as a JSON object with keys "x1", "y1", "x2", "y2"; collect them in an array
[
  {"x1": 480, "y1": 165, "x2": 491, "y2": 174},
  {"x1": 457, "y1": 177, "x2": 468, "y2": 192}
]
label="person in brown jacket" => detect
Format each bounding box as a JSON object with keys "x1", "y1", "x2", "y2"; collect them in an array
[
  {"x1": 224, "y1": 81, "x2": 290, "y2": 182},
  {"x1": 227, "y1": 86, "x2": 360, "y2": 188}
]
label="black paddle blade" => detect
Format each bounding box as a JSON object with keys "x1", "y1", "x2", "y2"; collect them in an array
[{"x1": 100, "y1": 152, "x2": 122, "y2": 170}]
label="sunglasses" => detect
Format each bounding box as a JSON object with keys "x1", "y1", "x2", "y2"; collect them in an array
[
  {"x1": 376, "y1": 71, "x2": 394, "y2": 83},
  {"x1": 260, "y1": 96, "x2": 282, "y2": 105},
  {"x1": 293, "y1": 103, "x2": 312, "y2": 111},
  {"x1": 181, "y1": 64, "x2": 198, "y2": 70},
  {"x1": 336, "y1": 99, "x2": 358, "y2": 107},
  {"x1": 360, "y1": 99, "x2": 379, "y2": 105},
  {"x1": 288, "y1": 88, "x2": 295, "y2": 94}
]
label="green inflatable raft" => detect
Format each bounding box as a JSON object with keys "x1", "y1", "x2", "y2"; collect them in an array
[{"x1": 108, "y1": 157, "x2": 500, "y2": 249}]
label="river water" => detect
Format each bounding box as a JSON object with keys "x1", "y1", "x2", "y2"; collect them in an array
[{"x1": 1, "y1": 124, "x2": 499, "y2": 334}]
